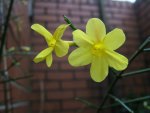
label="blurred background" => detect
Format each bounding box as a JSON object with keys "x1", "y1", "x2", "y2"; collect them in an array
[{"x1": 0, "y1": 0, "x2": 150, "y2": 113}]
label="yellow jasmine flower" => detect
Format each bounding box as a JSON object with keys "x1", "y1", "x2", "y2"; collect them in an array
[
  {"x1": 31, "y1": 24, "x2": 69, "y2": 67},
  {"x1": 68, "y1": 18, "x2": 128, "y2": 82}
]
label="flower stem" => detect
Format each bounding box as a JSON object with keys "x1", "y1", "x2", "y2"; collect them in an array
[
  {"x1": 143, "y1": 48, "x2": 150, "y2": 52},
  {"x1": 64, "y1": 41, "x2": 77, "y2": 47},
  {"x1": 63, "y1": 15, "x2": 77, "y2": 31},
  {"x1": 122, "y1": 68, "x2": 150, "y2": 77}
]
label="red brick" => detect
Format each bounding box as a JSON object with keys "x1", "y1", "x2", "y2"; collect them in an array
[
  {"x1": 81, "y1": 5, "x2": 98, "y2": 11},
  {"x1": 47, "y1": 71, "x2": 73, "y2": 80},
  {"x1": 60, "y1": 62, "x2": 73, "y2": 70},
  {"x1": 34, "y1": 15, "x2": 58, "y2": 22},
  {"x1": 71, "y1": 10, "x2": 91, "y2": 17},
  {"x1": 29, "y1": 93, "x2": 40, "y2": 100},
  {"x1": 62, "y1": 100, "x2": 84, "y2": 110},
  {"x1": 108, "y1": 19, "x2": 123, "y2": 26},
  {"x1": 47, "y1": 9, "x2": 69, "y2": 15},
  {"x1": 62, "y1": 80, "x2": 87, "y2": 89},
  {"x1": 32, "y1": 63, "x2": 51, "y2": 71},
  {"x1": 58, "y1": 4, "x2": 79, "y2": 10},
  {"x1": 32, "y1": 71, "x2": 45, "y2": 80},
  {"x1": 13, "y1": 106, "x2": 28, "y2": 113},
  {"x1": 45, "y1": 81, "x2": 60, "y2": 90},
  {"x1": 35, "y1": 2, "x2": 57, "y2": 9},
  {"x1": 32, "y1": 44, "x2": 47, "y2": 51},
  {"x1": 47, "y1": 91, "x2": 74, "y2": 100},
  {"x1": 75, "y1": 71, "x2": 90, "y2": 79},
  {"x1": 112, "y1": 13, "x2": 136, "y2": 20},
  {"x1": 34, "y1": 8, "x2": 45, "y2": 14},
  {"x1": 75, "y1": 90, "x2": 93, "y2": 97},
  {"x1": 44, "y1": 102, "x2": 61, "y2": 111}
]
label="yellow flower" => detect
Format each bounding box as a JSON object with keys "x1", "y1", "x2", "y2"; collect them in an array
[
  {"x1": 31, "y1": 24, "x2": 69, "y2": 67},
  {"x1": 68, "y1": 18, "x2": 128, "y2": 82}
]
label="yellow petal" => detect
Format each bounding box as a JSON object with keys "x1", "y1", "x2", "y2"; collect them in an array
[
  {"x1": 33, "y1": 47, "x2": 53, "y2": 63},
  {"x1": 103, "y1": 28, "x2": 125, "y2": 50},
  {"x1": 31, "y1": 24, "x2": 53, "y2": 45},
  {"x1": 68, "y1": 47, "x2": 92, "y2": 67},
  {"x1": 46, "y1": 54, "x2": 52, "y2": 67},
  {"x1": 86, "y1": 18, "x2": 106, "y2": 42},
  {"x1": 54, "y1": 40, "x2": 69, "y2": 57},
  {"x1": 73, "y1": 30, "x2": 93, "y2": 47},
  {"x1": 90, "y1": 56, "x2": 108, "y2": 82},
  {"x1": 53, "y1": 24, "x2": 69, "y2": 40},
  {"x1": 105, "y1": 50, "x2": 128, "y2": 70}
]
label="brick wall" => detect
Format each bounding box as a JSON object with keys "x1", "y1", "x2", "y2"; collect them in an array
[
  {"x1": 135, "y1": 0, "x2": 150, "y2": 69},
  {"x1": 30, "y1": 0, "x2": 150, "y2": 113},
  {"x1": 135, "y1": 0, "x2": 150, "y2": 39}
]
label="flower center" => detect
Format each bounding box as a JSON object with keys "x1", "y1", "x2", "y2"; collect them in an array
[
  {"x1": 49, "y1": 38, "x2": 56, "y2": 47},
  {"x1": 92, "y1": 43, "x2": 105, "y2": 56}
]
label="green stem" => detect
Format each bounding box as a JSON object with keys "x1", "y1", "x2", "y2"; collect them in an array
[
  {"x1": 143, "y1": 48, "x2": 150, "y2": 52},
  {"x1": 122, "y1": 68, "x2": 150, "y2": 77},
  {"x1": 3, "y1": 51, "x2": 36, "y2": 56},
  {"x1": 0, "y1": 75, "x2": 32, "y2": 84},
  {"x1": 103, "y1": 95, "x2": 150, "y2": 109},
  {"x1": 63, "y1": 15, "x2": 77, "y2": 31},
  {"x1": 109, "y1": 94, "x2": 134, "y2": 113},
  {"x1": 75, "y1": 97, "x2": 98, "y2": 109},
  {"x1": 64, "y1": 41, "x2": 77, "y2": 47},
  {"x1": 0, "y1": 100, "x2": 29, "y2": 110},
  {"x1": 76, "y1": 96, "x2": 150, "y2": 110}
]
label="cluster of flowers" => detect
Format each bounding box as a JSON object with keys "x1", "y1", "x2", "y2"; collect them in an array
[{"x1": 31, "y1": 18, "x2": 128, "y2": 82}]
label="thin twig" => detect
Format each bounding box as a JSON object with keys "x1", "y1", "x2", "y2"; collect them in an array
[
  {"x1": 122, "y1": 68, "x2": 150, "y2": 77},
  {"x1": 0, "y1": 75, "x2": 32, "y2": 84},
  {"x1": 0, "y1": 0, "x2": 14, "y2": 61},
  {"x1": 103, "y1": 95, "x2": 150, "y2": 109},
  {"x1": 75, "y1": 97, "x2": 98, "y2": 109},
  {"x1": 109, "y1": 94, "x2": 134, "y2": 113},
  {"x1": 143, "y1": 48, "x2": 150, "y2": 52}
]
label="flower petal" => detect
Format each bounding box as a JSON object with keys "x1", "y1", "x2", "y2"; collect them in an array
[
  {"x1": 86, "y1": 18, "x2": 106, "y2": 42},
  {"x1": 73, "y1": 30, "x2": 93, "y2": 47},
  {"x1": 31, "y1": 24, "x2": 53, "y2": 45},
  {"x1": 103, "y1": 28, "x2": 125, "y2": 50},
  {"x1": 53, "y1": 24, "x2": 69, "y2": 40},
  {"x1": 54, "y1": 40, "x2": 69, "y2": 57},
  {"x1": 46, "y1": 54, "x2": 52, "y2": 67},
  {"x1": 68, "y1": 47, "x2": 92, "y2": 67},
  {"x1": 105, "y1": 50, "x2": 128, "y2": 70},
  {"x1": 33, "y1": 47, "x2": 53, "y2": 63},
  {"x1": 90, "y1": 56, "x2": 108, "y2": 82}
]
